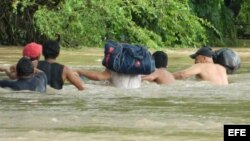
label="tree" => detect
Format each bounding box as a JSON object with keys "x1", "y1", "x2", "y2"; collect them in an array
[{"x1": 1, "y1": 0, "x2": 248, "y2": 48}]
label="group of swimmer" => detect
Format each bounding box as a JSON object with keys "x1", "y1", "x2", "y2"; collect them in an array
[{"x1": 0, "y1": 40, "x2": 229, "y2": 93}]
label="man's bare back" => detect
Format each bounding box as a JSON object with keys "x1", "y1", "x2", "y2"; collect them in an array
[
  {"x1": 142, "y1": 51, "x2": 175, "y2": 85},
  {"x1": 190, "y1": 63, "x2": 228, "y2": 85},
  {"x1": 142, "y1": 68, "x2": 175, "y2": 84}
]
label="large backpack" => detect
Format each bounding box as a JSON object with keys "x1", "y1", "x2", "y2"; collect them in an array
[
  {"x1": 102, "y1": 40, "x2": 155, "y2": 74},
  {"x1": 213, "y1": 48, "x2": 241, "y2": 74}
]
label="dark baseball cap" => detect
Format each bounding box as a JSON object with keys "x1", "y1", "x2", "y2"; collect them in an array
[{"x1": 190, "y1": 46, "x2": 214, "y2": 59}]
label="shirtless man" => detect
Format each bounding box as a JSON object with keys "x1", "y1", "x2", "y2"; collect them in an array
[
  {"x1": 142, "y1": 51, "x2": 175, "y2": 84},
  {"x1": 172, "y1": 46, "x2": 228, "y2": 85}
]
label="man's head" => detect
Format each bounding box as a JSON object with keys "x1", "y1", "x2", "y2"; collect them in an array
[
  {"x1": 190, "y1": 46, "x2": 214, "y2": 63},
  {"x1": 153, "y1": 51, "x2": 168, "y2": 68},
  {"x1": 16, "y1": 57, "x2": 34, "y2": 78},
  {"x1": 190, "y1": 46, "x2": 214, "y2": 59},
  {"x1": 42, "y1": 40, "x2": 60, "y2": 59},
  {"x1": 22, "y1": 42, "x2": 42, "y2": 61}
]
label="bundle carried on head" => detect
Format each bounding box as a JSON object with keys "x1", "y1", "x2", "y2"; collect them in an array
[
  {"x1": 102, "y1": 40, "x2": 155, "y2": 75},
  {"x1": 213, "y1": 48, "x2": 241, "y2": 74}
]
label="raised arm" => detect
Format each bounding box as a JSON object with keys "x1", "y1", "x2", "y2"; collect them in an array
[
  {"x1": 0, "y1": 65, "x2": 17, "y2": 79},
  {"x1": 75, "y1": 68, "x2": 111, "y2": 81}
]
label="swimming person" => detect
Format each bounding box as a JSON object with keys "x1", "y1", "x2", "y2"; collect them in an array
[
  {"x1": 172, "y1": 46, "x2": 228, "y2": 85},
  {"x1": 37, "y1": 40, "x2": 84, "y2": 90},
  {"x1": 142, "y1": 51, "x2": 175, "y2": 84},
  {"x1": 0, "y1": 57, "x2": 47, "y2": 93}
]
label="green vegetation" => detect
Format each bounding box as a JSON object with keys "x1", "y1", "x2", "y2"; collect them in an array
[{"x1": 0, "y1": 0, "x2": 249, "y2": 48}]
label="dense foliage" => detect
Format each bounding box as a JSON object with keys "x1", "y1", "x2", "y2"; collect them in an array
[
  {"x1": 236, "y1": 0, "x2": 250, "y2": 38},
  {"x1": 0, "y1": 0, "x2": 249, "y2": 48}
]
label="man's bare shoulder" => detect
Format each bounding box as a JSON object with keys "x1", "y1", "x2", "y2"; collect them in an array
[
  {"x1": 156, "y1": 68, "x2": 168, "y2": 75},
  {"x1": 198, "y1": 63, "x2": 226, "y2": 73},
  {"x1": 202, "y1": 63, "x2": 225, "y2": 69},
  {"x1": 214, "y1": 63, "x2": 227, "y2": 71},
  {"x1": 157, "y1": 68, "x2": 174, "y2": 77},
  {"x1": 194, "y1": 63, "x2": 217, "y2": 68}
]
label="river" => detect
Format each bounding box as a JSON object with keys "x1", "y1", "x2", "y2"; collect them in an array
[{"x1": 0, "y1": 46, "x2": 249, "y2": 141}]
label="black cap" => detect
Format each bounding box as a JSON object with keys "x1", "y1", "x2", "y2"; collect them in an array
[{"x1": 190, "y1": 46, "x2": 214, "y2": 59}]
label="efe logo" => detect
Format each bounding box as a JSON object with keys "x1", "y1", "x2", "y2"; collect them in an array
[{"x1": 224, "y1": 124, "x2": 249, "y2": 141}]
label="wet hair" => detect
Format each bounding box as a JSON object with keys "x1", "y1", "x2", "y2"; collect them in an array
[
  {"x1": 42, "y1": 40, "x2": 60, "y2": 59},
  {"x1": 152, "y1": 51, "x2": 168, "y2": 68},
  {"x1": 16, "y1": 57, "x2": 34, "y2": 77}
]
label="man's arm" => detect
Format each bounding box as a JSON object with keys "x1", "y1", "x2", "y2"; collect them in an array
[
  {"x1": 173, "y1": 64, "x2": 202, "y2": 80},
  {"x1": 75, "y1": 68, "x2": 111, "y2": 81},
  {"x1": 141, "y1": 71, "x2": 158, "y2": 82},
  {"x1": 63, "y1": 66, "x2": 85, "y2": 91},
  {"x1": 0, "y1": 65, "x2": 17, "y2": 79}
]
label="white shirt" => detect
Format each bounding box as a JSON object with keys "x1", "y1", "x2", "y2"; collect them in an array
[{"x1": 110, "y1": 71, "x2": 141, "y2": 88}]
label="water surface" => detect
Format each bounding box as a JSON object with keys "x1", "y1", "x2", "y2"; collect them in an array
[{"x1": 0, "y1": 46, "x2": 249, "y2": 141}]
